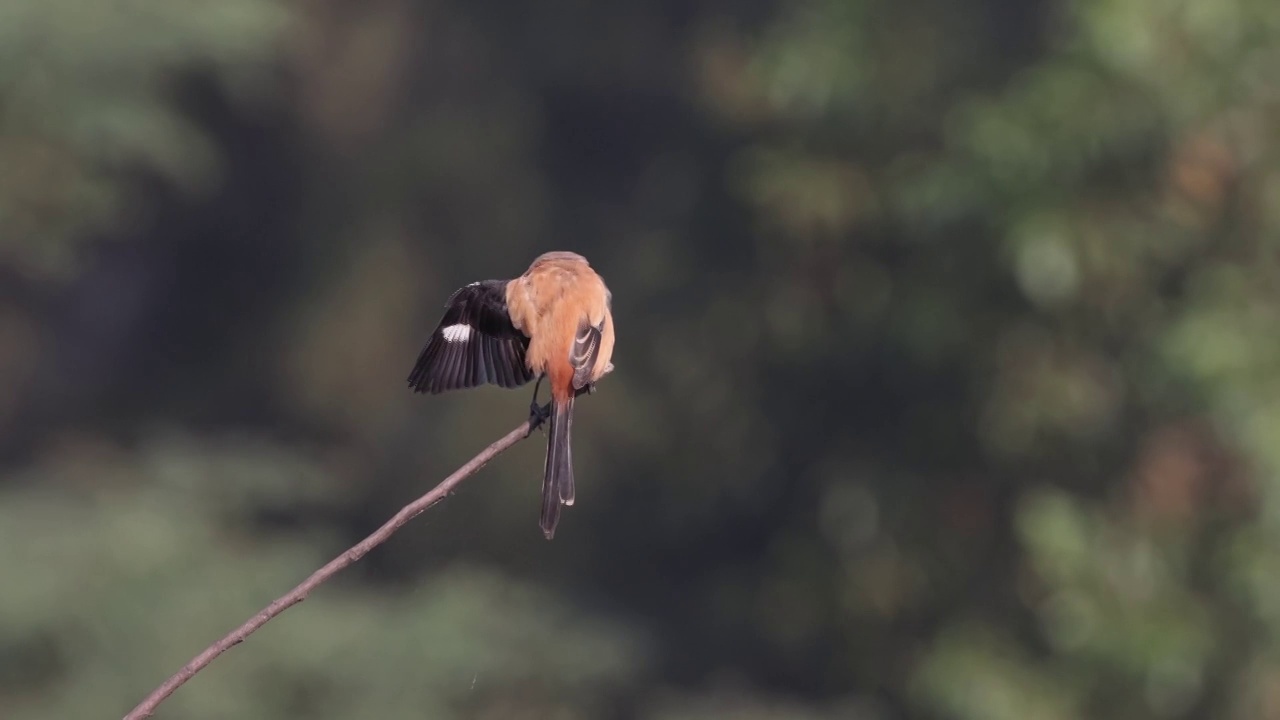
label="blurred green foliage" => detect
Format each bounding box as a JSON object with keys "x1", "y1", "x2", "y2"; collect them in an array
[
  {"x1": 0, "y1": 0, "x2": 288, "y2": 280},
  {"x1": 2, "y1": 0, "x2": 1280, "y2": 718}
]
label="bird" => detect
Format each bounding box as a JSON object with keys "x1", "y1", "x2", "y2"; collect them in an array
[{"x1": 407, "y1": 251, "x2": 615, "y2": 539}]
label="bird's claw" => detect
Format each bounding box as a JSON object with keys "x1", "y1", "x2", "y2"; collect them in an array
[{"x1": 527, "y1": 401, "x2": 551, "y2": 433}]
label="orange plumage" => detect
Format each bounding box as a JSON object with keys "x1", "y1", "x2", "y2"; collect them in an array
[
  {"x1": 505, "y1": 251, "x2": 614, "y2": 537},
  {"x1": 506, "y1": 251, "x2": 615, "y2": 399}
]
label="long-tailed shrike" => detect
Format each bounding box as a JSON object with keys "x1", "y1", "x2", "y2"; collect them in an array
[{"x1": 408, "y1": 251, "x2": 615, "y2": 539}]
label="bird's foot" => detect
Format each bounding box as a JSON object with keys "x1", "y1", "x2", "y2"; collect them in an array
[{"x1": 527, "y1": 401, "x2": 551, "y2": 434}]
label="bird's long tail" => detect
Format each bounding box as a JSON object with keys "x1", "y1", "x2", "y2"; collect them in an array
[{"x1": 540, "y1": 394, "x2": 575, "y2": 539}]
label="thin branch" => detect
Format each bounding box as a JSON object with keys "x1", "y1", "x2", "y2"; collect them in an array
[{"x1": 123, "y1": 408, "x2": 549, "y2": 720}]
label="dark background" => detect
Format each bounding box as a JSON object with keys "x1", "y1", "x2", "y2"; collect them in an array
[{"x1": 2, "y1": 0, "x2": 1279, "y2": 718}]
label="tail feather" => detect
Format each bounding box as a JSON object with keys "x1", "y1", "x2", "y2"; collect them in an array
[{"x1": 540, "y1": 395, "x2": 575, "y2": 539}]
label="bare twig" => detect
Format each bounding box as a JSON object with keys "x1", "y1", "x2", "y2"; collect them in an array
[{"x1": 123, "y1": 409, "x2": 549, "y2": 720}]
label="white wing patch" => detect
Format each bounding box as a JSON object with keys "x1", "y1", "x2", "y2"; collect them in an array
[{"x1": 441, "y1": 324, "x2": 472, "y2": 343}]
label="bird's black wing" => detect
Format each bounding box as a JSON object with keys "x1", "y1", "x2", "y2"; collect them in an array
[
  {"x1": 570, "y1": 316, "x2": 605, "y2": 391},
  {"x1": 407, "y1": 280, "x2": 535, "y2": 394}
]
